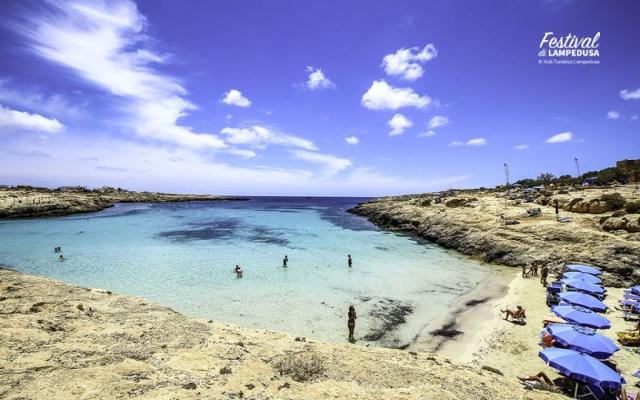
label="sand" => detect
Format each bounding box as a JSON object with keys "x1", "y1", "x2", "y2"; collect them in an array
[{"x1": 0, "y1": 267, "x2": 562, "y2": 400}]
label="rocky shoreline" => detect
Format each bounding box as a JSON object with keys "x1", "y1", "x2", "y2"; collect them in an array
[
  {"x1": 0, "y1": 187, "x2": 247, "y2": 219},
  {"x1": 349, "y1": 186, "x2": 640, "y2": 286},
  {"x1": 0, "y1": 267, "x2": 559, "y2": 400}
]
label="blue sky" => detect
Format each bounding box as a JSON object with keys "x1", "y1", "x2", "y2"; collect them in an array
[{"x1": 0, "y1": 0, "x2": 639, "y2": 196}]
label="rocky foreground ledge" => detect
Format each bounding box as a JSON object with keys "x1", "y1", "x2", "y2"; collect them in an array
[
  {"x1": 0, "y1": 187, "x2": 247, "y2": 219},
  {"x1": 350, "y1": 186, "x2": 640, "y2": 286},
  {"x1": 0, "y1": 268, "x2": 558, "y2": 400}
]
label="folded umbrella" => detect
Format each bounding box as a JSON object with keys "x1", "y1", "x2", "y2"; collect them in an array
[
  {"x1": 539, "y1": 348, "x2": 624, "y2": 390},
  {"x1": 562, "y1": 272, "x2": 602, "y2": 285},
  {"x1": 546, "y1": 324, "x2": 619, "y2": 359},
  {"x1": 551, "y1": 305, "x2": 611, "y2": 329},
  {"x1": 566, "y1": 264, "x2": 602, "y2": 276},
  {"x1": 557, "y1": 291, "x2": 608, "y2": 313},
  {"x1": 562, "y1": 279, "x2": 605, "y2": 295}
]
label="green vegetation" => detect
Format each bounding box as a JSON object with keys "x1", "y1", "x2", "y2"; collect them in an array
[{"x1": 512, "y1": 166, "x2": 628, "y2": 188}]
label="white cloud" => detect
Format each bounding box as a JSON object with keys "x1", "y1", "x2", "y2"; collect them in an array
[
  {"x1": 418, "y1": 130, "x2": 436, "y2": 138},
  {"x1": 291, "y1": 150, "x2": 352, "y2": 174},
  {"x1": 545, "y1": 131, "x2": 573, "y2": 143},
  {"x1": 361, "y1": 80, "x2": 430, "y2": 110},
  {"x1": 345, "y1": 136, "x2": 359, "y2": 145},
  {"x1": 0, "y1": 105, "x2": 64, "y2": 133},
  {"x1": 466, "y1": 138, "x2": 487, "y2": 146},
  {"x1": 306, "y1": 66, "x2": 335, "y2": 90},
  {"x1": 607, "y1": 110, "x2": 621, "y2": 120},
  {"x1": 221, "y1": 89, "x2": 251, "y2": 107},
  {"x1": 427, "y1": 115, "x2": 449, "y2": 129},
  {"x1": 620, "y1": 87, "x2": 640, "y2": 100},
  {"x1": 514, "y1": 144, "x2": 530, "y2": 150},
  {"x1": 381, "y1": 44, "x2": 437, "y2": 81},
  {"x1": 387, "y1": 113, "x2": 412, "y2": 136},
  {"x1": 226, "y1": 148, "x2": 257, "y2": 158},
  {"x1": 0, "y1": 79, "x2": 82, "y2": 118},
  {"x1": 19, "y1": 0, "x2": 225, "y2": 149},
  {"x1": 449, "y1": 138, "x2": 487, "y2": 147},
  {"x1": 220, "y1": 126, "x2": 317, "y2": 151},
  {"x1": 632, "y1": 114, "x2": 639, "y2": 120}
]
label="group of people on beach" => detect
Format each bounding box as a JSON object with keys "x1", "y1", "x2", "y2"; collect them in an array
[
  {"x1": 521, "y1": 260, "x2": 550, "y2": 286},
  {"x1": 233, "y1": 254, "x2": 358, "y2": 340}
]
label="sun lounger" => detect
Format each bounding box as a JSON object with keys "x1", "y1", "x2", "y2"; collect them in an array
[{"x1": 616, "y1": 331, "x2": 640, "y2": 346}]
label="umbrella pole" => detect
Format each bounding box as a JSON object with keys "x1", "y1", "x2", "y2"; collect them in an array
[{"x1": 573, "y1": 383, "x2": 578, "y2": 399}]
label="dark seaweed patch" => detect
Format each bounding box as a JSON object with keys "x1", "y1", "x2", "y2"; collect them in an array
[
  {"x1": 363, "y1": 298, "x2": 413, "y2": 343},
  {"x1": 157, "y1": 218, "x2": 289, "y2": 246},
  {"x1": 430, "y1": 320, "x2": 463, "y2": 338}
]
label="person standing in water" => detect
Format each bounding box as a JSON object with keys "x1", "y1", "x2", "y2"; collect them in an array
[
  {"x1": 234, "y1": 265, "x2": 243, "y2": 278},
  {"x1": 59, "y1": 255, "x2": 65, "y2": 261},
  {"x1": 283, "y1": 255, "x2": 288, "y2": 268},
  {"x1": 347, "y1": 305, "x2": 356, "y2": 341},
  {"x1": 347, "y1": 254, "x2": 352, "y2": 268}
]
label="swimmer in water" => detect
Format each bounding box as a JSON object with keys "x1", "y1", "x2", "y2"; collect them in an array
[
  {"x1": 347, "y1": 254, "x2": 352, "y2": 268},
  {"x1": 59, "y1": 255, "x2": 65, "y2": 261},
  {"x1": 234, "y1": 265, "x2": 243, "y2": 278},
  {"x1": 283, "y1": 255, "x2": 288, "y2": 267}
]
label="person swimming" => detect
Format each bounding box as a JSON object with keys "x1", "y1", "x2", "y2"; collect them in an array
[
  {"x1": 283, "y1": 255, "x2": 288, "y2": 267},
  {"x1": 54, "y1": 246, "x2": 61, "y2": 253},
  {"x1": 234, "y1": 265, "x2": 243, "y2": 278},
  {"x1": 59, "y1": 254, "x2": 65, "y2": 261},
  {"x1": 348, "y1": 305, "x2": 356, "y2": 341},
  {"x1": 347, "y1": 254, "x2": 352, "y2": 268}
]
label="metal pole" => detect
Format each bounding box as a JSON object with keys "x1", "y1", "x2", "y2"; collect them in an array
[
  {"x1": 504, "y1": 163, "x2": 510, "y2": 187},
  {"x1": 574, "y1": 157, "x2": 580, "y2": 177}
]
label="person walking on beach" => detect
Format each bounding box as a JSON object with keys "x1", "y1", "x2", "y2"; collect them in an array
[
  {"x1": 234, "y1": 265, "x2": 243, "y2": 278},
  {"x1": 554, "y1": 199, "x2": 559, "y2": 221},
  {"x1": 347, "y1": 305, "x2": 357, "y2": 342},
  {"x1": 347, "y1": 254, "x2": 352, "y2": 268},
  {"x1": 540, "y1": 264, "x2": 549, "y2": 286},
  {"x1": 283, "y1": 255, "x2": 288, "y2": 268}
]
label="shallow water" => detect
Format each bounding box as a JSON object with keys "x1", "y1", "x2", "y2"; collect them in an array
[{"x1": 0, "y1": 197, "x2": 494, "y2": 347}]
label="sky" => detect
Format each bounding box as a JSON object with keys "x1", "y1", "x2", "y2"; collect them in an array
[{"x1": 0, "y1": 0, "x2": 639, "y2": 196}]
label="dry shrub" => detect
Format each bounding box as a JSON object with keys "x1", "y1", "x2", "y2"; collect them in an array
[{"x1": 273, "y1": 352, "x2": 326, "y2": 382}]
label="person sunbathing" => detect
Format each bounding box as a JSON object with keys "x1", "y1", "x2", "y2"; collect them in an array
[
  {"x1": 518, "y1": 372, "x2": 568, "y2": 389},
  {"x1": 501, "y1": 305, "x2": 526, "y2": 321}
]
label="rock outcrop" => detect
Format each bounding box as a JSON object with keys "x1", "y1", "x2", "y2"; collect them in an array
[
  {"x1": 0, "y1": 188, "x2": 247, "y2": 219},
  {"x1": 350, "y1": 187, "x2": 640, "y2": 286}
]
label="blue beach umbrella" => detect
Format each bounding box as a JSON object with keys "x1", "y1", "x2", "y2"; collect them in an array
[
  {"x1": 546, "y1": 324, "x2": 619, "y2": 359},
  {"x1": 566, "y1": 264, "x2": 602, "y2": 276},
  {"x1": 632, "y1": 285, "x2": 640, "y2": 296},
  {"x1": 557, "y1": 292, "x2": 608, "y2": 313},
  {"x1": 539, "y1": 348, "x2": 624, "y2": 390},
  {"x1": 562, "y1": 272, "x2": 602, "y2": 285},
  {"x1": 551, "y1": 305, "x2": 611, "y2": 329},
  {"x1": 562, "y1": 279, "x2": 605, "y2": 295}
]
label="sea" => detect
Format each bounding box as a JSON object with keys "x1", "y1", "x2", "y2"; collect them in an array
[{"x1": 0, "y1": 197, "x2": 495, "y2": 347}]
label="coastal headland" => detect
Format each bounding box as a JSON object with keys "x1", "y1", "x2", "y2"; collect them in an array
[
  {"x1": 0, "y1": 186, "x2": 247, "y2": 219},
  {"x1": 350, "y1": 185, "x2": 640, "y2": 287}
]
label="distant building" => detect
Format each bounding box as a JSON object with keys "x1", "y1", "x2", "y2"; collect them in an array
[{"x1": 617, "y1": 159, "x2": 640, "y2": 183}]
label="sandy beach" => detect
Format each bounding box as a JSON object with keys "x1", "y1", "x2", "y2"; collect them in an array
[{"x1": 0, "y1": 267, "x2": 562, "y2": 400}]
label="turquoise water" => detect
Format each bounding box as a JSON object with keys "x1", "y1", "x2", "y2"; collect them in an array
[{"x1": 0, "y1": 197, "x2": 493, "y2": 347}]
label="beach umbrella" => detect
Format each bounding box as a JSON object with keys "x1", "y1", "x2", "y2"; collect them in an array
[
  {"x1": 566, "y1": 264, "x2": 602, "y2": 276},
  {"x1": 562, "y1": 272, "x2": 602, "y2": 285},
  {"x1": 539, "y1": 348, "x2": 624, "y2": 390},
  {"x1": 551, "y1": 305, "x2": 611, "y2": 329},
  {"x1": 634, "y1": 369, "x2": 640, "y2": 378},
  {"x1": 557, "y1": 292, "x2": 608, "y2": 313},
  {"x1": 546, "y1": 324, "x2": 619, "y2": 359},
  {"x1": 561, "y1": 279, "x2": 605, "y2": 295},
  {"x1": 623, "y1": 291, "x2": 640, "y2": 301},
  {"x1": 632, "y1": 285, "x2": 640, "y2": 296}
]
